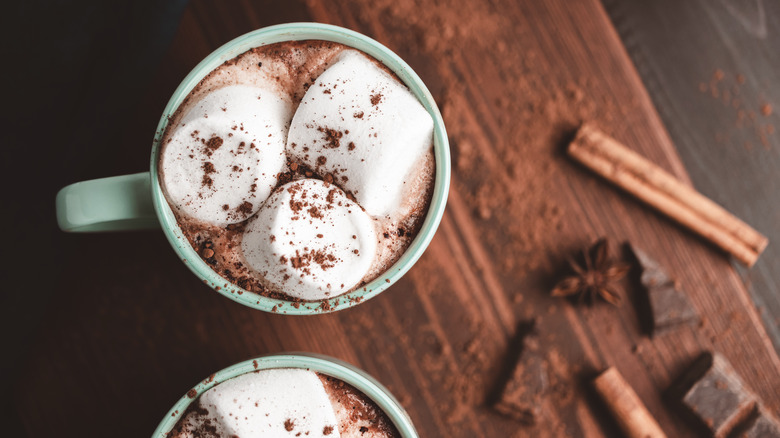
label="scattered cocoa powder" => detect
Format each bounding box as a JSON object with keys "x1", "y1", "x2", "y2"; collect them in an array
[
  {"x1": 205, "y1": 135, "x2": 223, "y2": 152},
  {"x1": 317, "y1": 126, "x2": 343, "y2": 149},
  {"x1": 236, "y1": 201, "x2": 253, "y2": 216},
  {"x1": 699, "y1": 69, "x2": 776, "y2": 150}
]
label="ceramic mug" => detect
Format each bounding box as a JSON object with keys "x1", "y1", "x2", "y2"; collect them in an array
[
  {"x1": 152, "y1": 353, "x2": 418, "y2": 437},
  {"x1": 55, "y1": 23, "x2": 450, "y2": 314}
]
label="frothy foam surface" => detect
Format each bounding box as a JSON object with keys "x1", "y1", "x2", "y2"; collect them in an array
[
  {"x1": 241, "y1": 179, "x2": 377, "y2": 300},
  {"x1": 172, "y1": 369, "x2": 339, "y2": 437},
  {"x1": 162, "y1": 85, "x2": 291, "y2": 225},
  {"x1": 287, "y1": 50, "x2": 434, "y2": 218}
]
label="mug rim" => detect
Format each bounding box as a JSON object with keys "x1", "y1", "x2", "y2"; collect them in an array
[
  {"x1": 149, "y1": 22, "x2": 450, "y2": 314},
  {"x1": 151, "y1": 353, "x2": 419, "y2": 437}
]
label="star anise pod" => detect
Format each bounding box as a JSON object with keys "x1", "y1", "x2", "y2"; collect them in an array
[{"x1": 551, "y1": 238, "x2": 630, "y2": 306}]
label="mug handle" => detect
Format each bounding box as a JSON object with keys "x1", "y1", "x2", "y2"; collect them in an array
[{"x1": 56, "y1": 172, "x2": 160, "y2": 232}]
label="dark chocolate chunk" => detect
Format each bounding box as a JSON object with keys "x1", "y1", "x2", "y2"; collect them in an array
[
  {"x1": 676, "y1": 352, "x2": 756, "y2": 437},
  {"x1": 732, "y1": 409, "x2": 780, "y2": 438},
  {"x1": 494, "y1": 337, "x2": 548, "y2": 424},
  {"x1": 629, "y1": 244, "x2": 698, "y2": 335},
  {"x1": 630, "y1": 244, "x2": 672, "y2": 288},
  {"x1": 648, "y1": 283, "x2": 699, "y2": 335}
]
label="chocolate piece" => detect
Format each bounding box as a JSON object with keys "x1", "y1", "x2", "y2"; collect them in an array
[
  {"x1": 494, "y1": 337, "x2": 548, "y2": 424},
  {"x1": 732, "y1": 409, "x2": 780, "y2": 438},
  {"x1": 677, "y1": 352, "x2": 756, "y2": 437},
  {"x1": 630, "y1": 244, "x2": 671, "y2": 288},
  {"x1": 629, "y1": 244, "x2": 698, "y2": 335},
  {"x1": 648, "y1": 283, "x2": 699, "y2": 335}
]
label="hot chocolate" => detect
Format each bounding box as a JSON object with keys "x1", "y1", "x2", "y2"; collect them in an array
[
  {"x1": 168, "y1": 368, "x2": 400, "y2": 438},
  {"x1": 158, "y1": 40, "x2": 435, "y2": 302}
]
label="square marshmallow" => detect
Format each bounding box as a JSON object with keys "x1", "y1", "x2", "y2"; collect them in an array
[{"x1": 286, "y1": 50, "x2": 434, "y2": 218}]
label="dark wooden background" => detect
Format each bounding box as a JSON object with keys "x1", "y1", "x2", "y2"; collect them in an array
[{"x1": 3, "y1": 0, "x2": 778, "y2": 436}]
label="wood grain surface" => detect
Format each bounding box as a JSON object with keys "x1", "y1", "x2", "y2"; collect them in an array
[
  {"x1": 12, "y1": 0, "x2": 780, "y2": 437},
  {"x1": 602, "y1": 0, "x2": 780, "y2": 354}
]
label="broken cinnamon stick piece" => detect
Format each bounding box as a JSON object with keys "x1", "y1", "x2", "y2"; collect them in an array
[
  {"x1": 592, "y1": 367, "x2": 667, "y2": 438},
  {"x1": 568, "y1": 124, "x2": 768, "y2": 266}
]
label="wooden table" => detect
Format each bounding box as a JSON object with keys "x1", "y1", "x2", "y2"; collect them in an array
[{"x1": 11, "y1": 0, "x2": 780, "y2": 436}]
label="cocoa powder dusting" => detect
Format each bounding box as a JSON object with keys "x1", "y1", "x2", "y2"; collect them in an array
[
  {"x1": 307, "y1": 206, "x2": 324, "y2": 218},
  {"x1": 201, "y1": 162, "x2": 216, "y2": 188},
  {"x1": 326, "y1": 188, "x2": 338, "y2": 204},
  {"x1": 699, "y1": 69, "x2": 776, "y2": 150},
  {"x1": 286, "y1": 248, "x2": 337, "y2": 274},
  {"x1": 236, "y1": 201, "x2": 253, "y2": 216},
  {"x1": 205, "y1": 135, "x2": 223, "y2": 153},
  {"x1": 317, "y1": 126, "x2": 343, "y2": 149},
  {"x1": 289, "y1": 198, "x2": 304, "y2": 213}
]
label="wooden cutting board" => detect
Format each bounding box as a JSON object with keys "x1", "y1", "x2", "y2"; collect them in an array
[
  {"x1": 602, "y1": 0, "x2": 780, "y2": 353},
  {"x1": 16, "y1": 0, "x2": 779, "y2": 436}
]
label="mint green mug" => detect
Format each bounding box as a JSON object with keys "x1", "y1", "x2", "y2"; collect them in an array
[
  {"x1": 152, "y1": 353, "x2": 419, "y2": 437},
  {"x1": 55, "y1": 23, "x2": 450, "y2": 314}
]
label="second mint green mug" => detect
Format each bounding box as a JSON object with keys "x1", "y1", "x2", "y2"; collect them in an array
[
  {"x1": 152, "y1": 353, "x2": 419, "y2": 437},
  {"x1": 55, "y1": 23, "x2": 450, "y2": 314}
]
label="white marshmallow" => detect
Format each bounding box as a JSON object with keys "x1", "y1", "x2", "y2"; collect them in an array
[
  {"x1": 241, "y1": 179, "x2": 377, "y2": 300},
  {"x1": 161, "y1": 85, "x2": 291, "y2": 225},
  {"x1": 286, "y1": 50, "x2": 434, "y2": 218},
  {"x1": 176, "y1": 369, "x2": 340, "y2": 438}
]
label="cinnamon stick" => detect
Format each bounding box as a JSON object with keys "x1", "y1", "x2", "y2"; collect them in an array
[
  {"x1": 568, "y1": 124, "x2": 768, "y2": 266},
  {"x1": 593, "y1": 367, "x2": 667, "y2": 438}
]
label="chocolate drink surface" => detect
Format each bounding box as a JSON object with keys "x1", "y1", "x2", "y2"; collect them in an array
[
  {"x1": 158, "y1": 40, "x2": 435, "y2": 302},
  {"x1": 168, "y1": 369, "x2": 400, "y2": 438}
]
